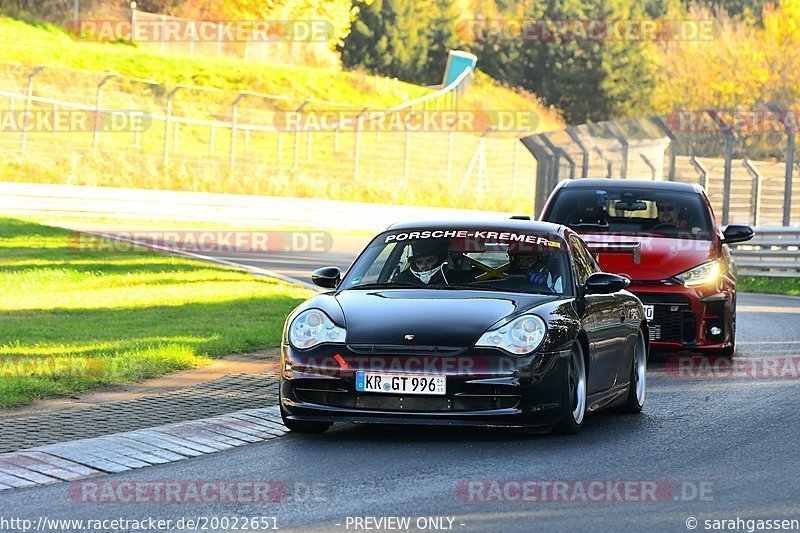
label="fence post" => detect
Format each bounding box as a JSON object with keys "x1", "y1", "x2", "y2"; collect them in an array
[
  {"x1": 540, "y1": 133, "x2": 562, "y2": 192},
  {"x1": 606, "y1": 122, "x2": 628, "y2": 179},
  {"x1": 721, "y1": 133, "x2": 735, "y2": 225},
  {"x1": 160, "y1": 15, "x2": 166, "y2": 51},
  {"x1": 229, "y1": 92, "x2": 245, "y2": 171},
  {"x1": 519, "y1": 135, "x2": 556, "y2": 217},
  {"x1": 334, "y1": 125, "x2": 339, "y2": 154},
  {"x1": 743, "y1": 158, "x2": 762, "y2": 226},
  {"x1": 353, "y1": 107, "x2": 368, "y2": 182},
  {"x1": 130, "y1": 5, "x2": 135, "y2": 44},
  {"x1": 512, "y1": 137, "x2": 519, "y2": 193},
  {"x1": 403, "y1": 128, "x2": 411, "y2": 188},
  {"x1": 293, "y1": 100, "x2": 309, "y2": 170},
  {"x1": 134, "y1": 112, "x2": 141, "y2": 149},
  {"x1": 93, "y1": 74, "x2": 114, "y2": 150},
  {"x1": 640, "y1": 153, "x2": 656, "y2": 181},
  {"x1": 690, "y1": 155, "x2": 708, "y2": 190},
  {"x1": 566, "y1": 128, "x2": 589, "y2": 179},
  {"x1": 188, "y1": 19, "x2": 195, "y2": 57},
  {"x1": 650, "y1": 116, "x2": 677, "y2": 181},
  {"x1": 20, "y1": 66, "x2": 44, "y2": 152},
  {"x1": 784, "y1": 132, "x2": 795, "y2": 226},
  {"x1": 447, "y1": 129, "x2": 454, "y2": 182},
  {"x1": 707, "y1": 110, "x2": 736, "y2": 225},
  {"x1": 163, "y1": 86, "x2": 181, "y2": 166}
]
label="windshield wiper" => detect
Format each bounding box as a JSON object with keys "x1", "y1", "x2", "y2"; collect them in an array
[
  {"x1": 426, "y1": 283, "x2": 498, "y2": 291},
  {"x1": 568, "y1": 222, "x2": 610, "y2": 229},
  {"x1": 346, "y1": 282, "x2": 421, "y2": 290}
]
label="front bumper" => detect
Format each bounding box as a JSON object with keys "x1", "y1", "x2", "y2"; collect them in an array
[
  {"x1": 280, "y1": 345, "x2": 572, "y2": 428},
  {"x1": 630, "y1": 282, "x2": 735, "y2": 352}
]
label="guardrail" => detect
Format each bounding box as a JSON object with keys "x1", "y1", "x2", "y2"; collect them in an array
[{"x1": 731, "y1": 227, "x2": 800, "y2": 277}]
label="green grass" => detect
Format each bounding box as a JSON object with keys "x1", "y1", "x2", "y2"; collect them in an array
[
  {"x1": 0, "y1": 15, "x2": 430, "y2": 109},
  {"x1": 739, "y1": 276, "x2": 800, "y2": 297},
  {"x1": 0, "y1": 217, "x2": 313, "y2": 408}
]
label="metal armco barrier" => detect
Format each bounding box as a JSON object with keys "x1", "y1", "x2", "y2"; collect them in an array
[{"x1": 731, "y1": 227, "x2": 800, "y2": 277}]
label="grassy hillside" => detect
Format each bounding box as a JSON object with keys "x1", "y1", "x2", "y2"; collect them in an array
[{"x1": 0, "y1": 15, "x2": 561, "y2": 212}]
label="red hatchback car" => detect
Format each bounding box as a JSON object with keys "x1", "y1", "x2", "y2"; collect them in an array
[{"x1": 540, "y1": 179, "x2": 754, "y2": 355}]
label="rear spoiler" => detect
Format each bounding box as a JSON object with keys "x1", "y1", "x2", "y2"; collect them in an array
[{"x1": 585, "y1": 242, "x2": 642, "y2": 265}]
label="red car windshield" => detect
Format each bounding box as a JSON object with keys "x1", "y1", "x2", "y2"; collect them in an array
[{"x1": 543, "y1": 187, "x2": 714, "y2": 240}]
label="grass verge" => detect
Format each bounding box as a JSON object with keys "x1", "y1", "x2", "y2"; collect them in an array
[
  {"x1": 738, "y1": 276, "x2": 800, "y2": 297},
  {"x1": 0, "y1": 217, "x2": 312, "y2": 408}
]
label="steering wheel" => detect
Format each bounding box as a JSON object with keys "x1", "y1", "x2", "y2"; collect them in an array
[{"x1": 650, "y1": 222, "x2": 678, "y2": 232}]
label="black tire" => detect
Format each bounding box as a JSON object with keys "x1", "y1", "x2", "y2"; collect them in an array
[
  {"x1": 554, "y1": 341, "x2": 587, "y2": 435},
  {"x1": 619, "y1": 328, "x2": 647, "y2": 414},
  {"x1": 280, "y1": 410, "x2": 332, "y2": 434}
]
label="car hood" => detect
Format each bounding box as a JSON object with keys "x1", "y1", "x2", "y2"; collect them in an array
[
  {"x1": 335, "y1": 289, "x2": 556, "y2": 346},
  {"x1": 578, "y1": 233, "x2": 715, "y2": 281}
]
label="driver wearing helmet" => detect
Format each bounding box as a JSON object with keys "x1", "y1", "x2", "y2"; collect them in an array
[
  {"x1": 507, "y1": 250, "x2": 562, "y2": 293},
  {"x1": 395, "y1": 240, "x2": 449, "y2": 285}
]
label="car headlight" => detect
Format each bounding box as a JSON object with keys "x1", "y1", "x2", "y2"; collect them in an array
[
  {"x1": 676, "y1": 260, "x2": 721, "y2": 287},
  {"x1": 288, "y1": 309, "x2": 346, "y2": 349},
  {"x1": 475, "y1": 314, "x2": 546, "y2": 355}
]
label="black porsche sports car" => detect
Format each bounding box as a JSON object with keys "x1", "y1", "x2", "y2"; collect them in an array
[{"x1": 280, "y1": 219, "x2": 649, "y2": 434}]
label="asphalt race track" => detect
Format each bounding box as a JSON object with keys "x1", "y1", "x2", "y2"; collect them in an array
[{"x1": 2, "y1": 245, "x2": 799, "y2": 532}]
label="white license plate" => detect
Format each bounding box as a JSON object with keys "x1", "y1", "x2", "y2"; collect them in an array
[
  {"x1": 355, "y1": 372, "x2": 446, "y2": 395},
  {"x1": 643, "y1": 305, "x2": 654, "y2": 321}
]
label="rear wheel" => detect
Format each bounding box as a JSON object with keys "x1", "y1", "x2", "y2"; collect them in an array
[
  {"x1": 554, "y1": 341, "x2": 587, "y2": 435},
  {"x1": 620, "y1": 328, "x2": 647, "y2": 413}
]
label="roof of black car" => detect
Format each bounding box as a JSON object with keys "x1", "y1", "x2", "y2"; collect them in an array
[
  {"x1": 385, "y1": 218, "x2": 566, "y2": 235},
  {"x1": 558, "y1": 178, "x2": 701, "y2": 193}
]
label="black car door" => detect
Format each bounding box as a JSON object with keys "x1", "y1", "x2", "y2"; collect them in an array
[{"x1": 570, "y1": 235, "x2": 620, "y2": 393}]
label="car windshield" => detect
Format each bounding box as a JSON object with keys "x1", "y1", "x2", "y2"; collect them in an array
[
  {"x1": 340, "y1": 228, "x2": 571, "y2": 295},
  {"x1": 543, "y1": 187, "x2": 713, "y2": 240}
]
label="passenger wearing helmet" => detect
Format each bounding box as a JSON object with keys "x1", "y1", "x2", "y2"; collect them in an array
[
  {"x1": 570, "y1": 197, "x2": 610, "y2": 227},
  {"x1": 395, "y1": 240, "x2": 449, "y2": 285}
]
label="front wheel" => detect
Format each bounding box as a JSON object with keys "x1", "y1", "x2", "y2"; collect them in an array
[
  {"x1": 554, "y1": 341, "x2": 587, "y2": 434},
  {"x1": 619, "y1": 328, "x2": 647, "y2": 414}
]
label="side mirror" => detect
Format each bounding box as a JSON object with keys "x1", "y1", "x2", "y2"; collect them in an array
[
  {"x1": 722, "y1": 225, "x2": 754, "y2": 244},
  {"x1": 584, "y1": 272, "x2": 630, "y2": 295},
  {"x1": 311, "y1": 266, "x2": 341, "y2": 289}
]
